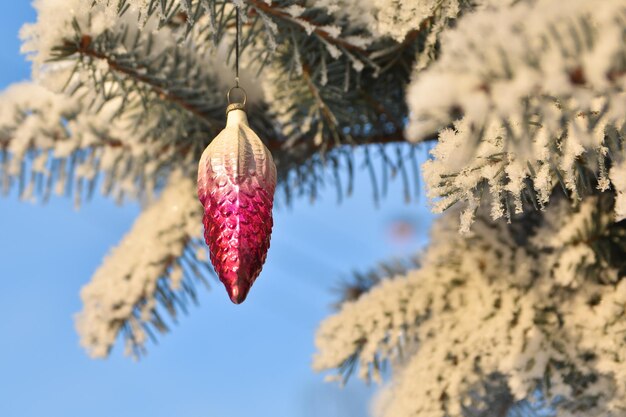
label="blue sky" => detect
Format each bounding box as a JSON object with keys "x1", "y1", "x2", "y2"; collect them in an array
[{"x1": 0, "y1": 4, "x2": 433, "y2": 417}]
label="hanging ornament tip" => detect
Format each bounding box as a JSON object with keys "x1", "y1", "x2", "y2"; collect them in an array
[
  {"x1": 197, "y1": 86, "x2": 276, "y2": 304},
  {"x1": 197, "y1": 4, "x2": 276, "y2": 304}
]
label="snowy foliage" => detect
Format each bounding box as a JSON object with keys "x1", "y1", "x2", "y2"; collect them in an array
[
  {"x1": 76, "y1": 173, "x2": 210, "y2": 358},
  {"x1": 407, "y1": 0, "x2": 626, "y2": 232},
  {"x1": 610, "y1": 159, "x2": 626, "y2": 221},
  {"x1": 3, "y1": 1, "x2": 626, "y2": 416},
  {"x1": 0, "y1": 81, "x2": 168, "y2": 205},
  {"x1": 315, "y1": 194, "x2": 626, "y2": 417},
  {"x1": 2, "y1": 0, "x2": 455, "y2": 356},
  {"x1": 311, "y1": 1, "x2": 626, "y2": 415},
  {"x1": 314, "y1": 0, "x2": 459, "y2": 42},
  {"x1": 11, "y1": 0, "x2": 235, "y2": 206},
  {"x1": 261, "y1": 0, "x2": 469, "y2": 142}
]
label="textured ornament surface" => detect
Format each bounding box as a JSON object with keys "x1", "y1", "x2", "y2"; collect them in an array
[{"x1": 197, "y1": 109, "x2": 277, "y2": 304}]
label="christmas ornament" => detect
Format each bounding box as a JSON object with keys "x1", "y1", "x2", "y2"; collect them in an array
[{"x1": 197, "y1": 6, "x2": 277, "y2": 304}]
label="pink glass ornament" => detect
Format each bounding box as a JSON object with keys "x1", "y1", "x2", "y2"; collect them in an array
[{"x1": 197, "y1": 107, "x2": 277, "y2": 304}]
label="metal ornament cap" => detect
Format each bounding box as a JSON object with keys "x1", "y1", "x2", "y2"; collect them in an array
[{"x1": 197, "y1": 108, "x2": 277, "y2": 304}]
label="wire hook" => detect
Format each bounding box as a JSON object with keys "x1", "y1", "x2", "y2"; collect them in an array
[
  {"x1": 226, "y1": 85, "x2": 247, "y2": 114},
  {"x1": 234, "y1": 4, "x2": 240, "y2": 88},
  {"x1": 226, "y1": 3, "x2": 245, "y2": 114},
  {"x1": 227, "y1": 85, "x2": 247, "y2": 106}
]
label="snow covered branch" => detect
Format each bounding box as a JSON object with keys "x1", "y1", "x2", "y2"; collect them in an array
[
  {"x1": 315, "y1": 192, "x2": 626, "y2": 417},
  {"x1": 7, "y1": 0, "x2": 457, "y2": 207},
  {"x1": 407, "y1": 0, "x2": 626, "y2": 231},
  {"x1": 0, "y1": 82, "x2": 166, "y2": 204},
  {"x1": 75, "y1": 173, "x2": 211, "y2": 358}
]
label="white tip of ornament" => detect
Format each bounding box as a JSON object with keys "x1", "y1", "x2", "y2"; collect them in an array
[{"x1": 226, "y1": 108, "x2": 249, "y2": 127}]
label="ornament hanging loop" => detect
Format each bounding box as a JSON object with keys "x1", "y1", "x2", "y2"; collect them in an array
[
  {"x1": 226, "y1": 86, "x2": 247, "y2": 114},
  {"x1": 227, "y1": 4, "x2": 246, "y2": 115}
]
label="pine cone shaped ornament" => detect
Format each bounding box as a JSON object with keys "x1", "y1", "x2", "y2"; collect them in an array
[{"x1": 197, "y1": 100, "x2": 277, "y2": 304}]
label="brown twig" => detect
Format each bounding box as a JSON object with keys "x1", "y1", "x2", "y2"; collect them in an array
[
  {"x1": 246, "y1": 0, "x2": 367, "y2": 54},
  {"x1": 74, "y1": 36, "x2": 222, "y2": 129},
  {"x1": 73, "y1": 37, "x2": 421, "y2": 155}
]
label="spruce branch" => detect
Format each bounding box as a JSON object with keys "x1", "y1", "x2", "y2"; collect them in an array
[
  {"x1": 64, "y1": 35, "x2": 223, "y2": 128},
  {"x1": 245, "y1": 0, "x2": 368, "y2": 54},
  {"x1": 0, "y1": 82, "x2": 166, "y2": 204},
  {"x1": 409, "y1": 0, "x2": 626, "y2": 231},
  {"x1": 333, "y1": 255, "x2": 421, "y2": 309},
  {"x1": 70, "y1": 34, "x2": 414, "y2": 151},
  {"x1": 4, "y1": 0, "x2": 463, "y2": 206},
  {"x1": 315, "y1": 190, "x2": 626, "y2": 416},
  {"x1": 76, "y1": 172, "x2": 212, "y2": 358}
]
